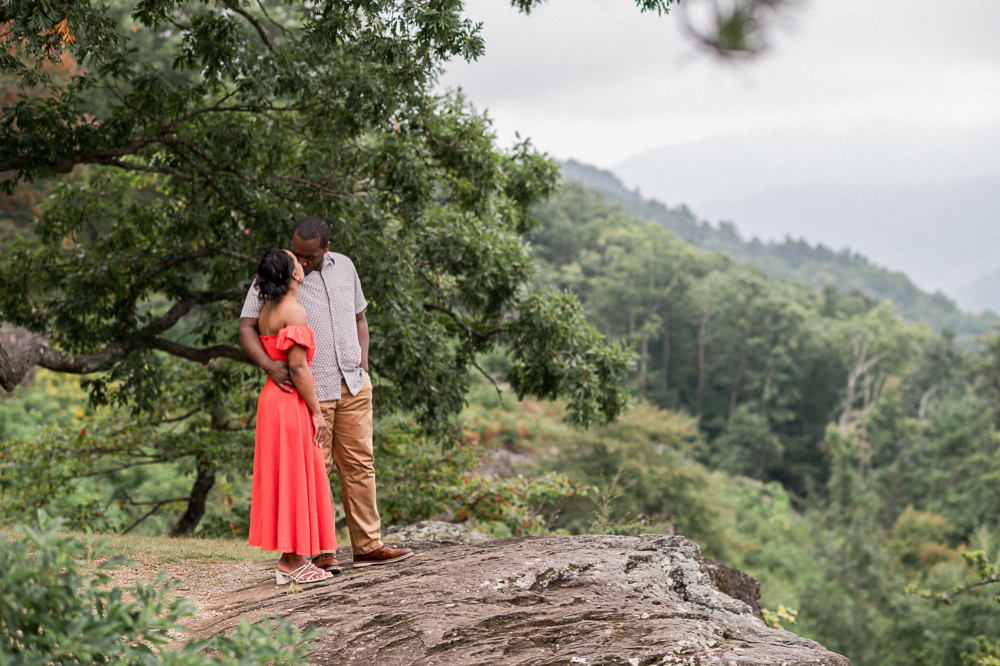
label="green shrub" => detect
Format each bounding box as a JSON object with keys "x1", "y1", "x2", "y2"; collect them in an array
[
  {"x1": 363, "y1": 422, "x2": 574, "y2": 536},
  {"x1": 0, "y1": 511, "x2": 318, "y2": 666}
]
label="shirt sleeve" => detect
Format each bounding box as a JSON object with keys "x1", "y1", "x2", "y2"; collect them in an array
[
  {"x1": 239, "y1": 279, "x2": 263, "y2": 319},
  {"x1": 353, "y1": 264, "x2": 368, "y2": 314}
]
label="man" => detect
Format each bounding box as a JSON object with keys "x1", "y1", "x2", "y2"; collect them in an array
[{"x1": 239, "y1": 216, "x2": 413, "y2": 569}]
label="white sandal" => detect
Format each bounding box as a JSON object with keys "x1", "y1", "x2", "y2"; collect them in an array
[{"x1": 276, "y1": 562, "x2": 332, "y2": 585}]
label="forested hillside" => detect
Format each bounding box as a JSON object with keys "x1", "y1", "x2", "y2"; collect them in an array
[
  {"x1": 561, "y1": 160, "x2": 998, "y2": 343},
  {"x1": 519, "y1": 181, "x2": 1000, "y2": 665},
  {"x1": 528, "y1": 181, "x2": 961, "y2": 495},
  {"x1": 7, "y1": 175, "x2": 1000, "y2": 666}
]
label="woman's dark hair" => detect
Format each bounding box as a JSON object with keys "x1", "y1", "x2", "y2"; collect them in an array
[{"x1": 256, "y1": 249, "x2": 295, "y2": 303}]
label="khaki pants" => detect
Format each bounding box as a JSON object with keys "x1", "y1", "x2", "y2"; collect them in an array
[{"x1": 320, "y1": 376, "x2": 382, "y2": 555}]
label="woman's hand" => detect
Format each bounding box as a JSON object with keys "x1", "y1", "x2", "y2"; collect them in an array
[{"x1": 312, "y1": 411, "x2": 327, "y2": 447}]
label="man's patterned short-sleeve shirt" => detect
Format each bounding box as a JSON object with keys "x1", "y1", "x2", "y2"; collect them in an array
[{"x1": 241, "y1": 252, "x2": 368, "y2": 401}]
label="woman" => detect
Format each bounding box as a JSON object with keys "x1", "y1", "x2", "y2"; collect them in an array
[{"x1": 248, "y1": 248, "x2": 337, "y2": 584}]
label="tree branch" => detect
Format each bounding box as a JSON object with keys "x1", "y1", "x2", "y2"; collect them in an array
[
  {"x1": 74, "y1": 458, "x2": 172, "y2": 478},
  {"x1": 121, "y1": 497, "x2": 188, "y2": 534},
  {"x1": 163, "y1": 137, "x2": 256, "y2": 184},
  {"x1": 255, "y1": 0, "x2": 288, "y2": 34},
  {"x1": 159, "y1": 92, "x2": 240, "y2": 133},
  {"x1": 133, "y1": 288, "x2": 241, "y2": 336},
  {"x1": 468, "y1": 330, "x2": 504, "y2": 406},
  {"x1": 168, "y1": 144, "x2": 255, "y2": 216},
  {"x1": 0, "y1": 289, "x2": 249, "y2": 389},
  {"x1": 127, "y1": 258, "x2": 240, "y2": 323},
  {"x1": 0, "y1": 340, "x2": 128, "y2": 391},
  {"x1": 94, "y1": 158, "x2": 193, "y2": 182},
  {"x1": 0, "y1": 135, "x2": 168, "y2": 174},
  {"x1": 938, "y1": 575, "x2": 1000, "y2": 604},
  {"x1": 422, "y1": 302, "x2": 505, "y2": 341},
  {"x1": 230, "y1": 5, "x2": 276, "y2": 53},
  {"x1": 149, "y1": 338, "x2": 251, "y2": 364}
]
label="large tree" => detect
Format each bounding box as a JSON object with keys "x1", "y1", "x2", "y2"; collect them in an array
[
  {"x1": 0, "y1": 0, "x2": 784, "y2": 531},
  {"x1": 0, "y1": 0, "x2": 636, "y2": 417}
]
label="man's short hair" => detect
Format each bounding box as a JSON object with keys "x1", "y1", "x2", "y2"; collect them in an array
[{"x1": 294, "y1": 216, "x2": 330, "y2": 247}]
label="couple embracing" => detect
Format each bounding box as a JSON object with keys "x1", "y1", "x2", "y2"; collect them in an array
[{"x1": 239, "y1": 216, "x2": 412, "y2": 585}]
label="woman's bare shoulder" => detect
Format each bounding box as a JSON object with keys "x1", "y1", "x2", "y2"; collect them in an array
[{"x1": 276, "y1": 301, "x2": 308, "y2": 327}]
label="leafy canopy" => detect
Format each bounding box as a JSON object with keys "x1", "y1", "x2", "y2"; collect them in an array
[{"x1": 0, "y1": 0, "x2": 642, "y2": 432}]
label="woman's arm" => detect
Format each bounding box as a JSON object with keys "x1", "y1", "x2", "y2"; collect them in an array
[
  {"x1": 282, "y1": 305, "x2": 327, "y2": 445},
  {"x1": 287, "y1": 345, "x2": 322, "y2": 415}
]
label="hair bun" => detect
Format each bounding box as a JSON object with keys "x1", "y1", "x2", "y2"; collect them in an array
[{"x1": 256, "y1": 249, "x2": 295, "y2": 304}]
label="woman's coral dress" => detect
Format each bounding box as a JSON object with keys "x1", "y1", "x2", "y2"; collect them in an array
[{"x1": 248, "y1": 325, "x2": 337, "y2": 555}]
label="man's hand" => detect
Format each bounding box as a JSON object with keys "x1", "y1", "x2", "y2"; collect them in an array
[
  {"x1": 240, "y1": 317, "x2": 295, "y2": 393},
  {"x1": 265, "y1": 359, "x2": 294, "y2": 393}
]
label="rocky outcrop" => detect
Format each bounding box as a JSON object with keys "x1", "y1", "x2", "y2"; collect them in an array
[
  {"x1": 701, "y1": 556, "x2": 764, "y2": 621},
  {"x1": 188, "y1": 534, "x2": 849, "y2": 665}
]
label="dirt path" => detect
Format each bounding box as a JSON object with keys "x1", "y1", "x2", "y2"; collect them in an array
[
  {"x1": 99, "y1": 554, "x2": 276, "y2": 620},
  {"x1": 98, "y1": 542, "x2": 430, "y2": 625}
]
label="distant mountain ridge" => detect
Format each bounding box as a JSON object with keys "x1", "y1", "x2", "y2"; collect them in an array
[
  {"x1": 610, "y1": 124, "x2": 1000, "y2": 296},
  {"x1": 559, "y1": 159, "x2": 998, "y2": 342},
  {"x1": 956, "y1": 270, "x2": 1000, "y2": 315}
]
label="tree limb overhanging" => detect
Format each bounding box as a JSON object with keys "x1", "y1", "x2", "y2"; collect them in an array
[
  {"x1": 0, "y1": 339, "x2": 127, "y2": 392},
  {"x1": 0, "y1": 335, "x2": 249, "y2": 391},
  {"x1": 0, "y1": 286, "x2": 250, "y2": 390}
]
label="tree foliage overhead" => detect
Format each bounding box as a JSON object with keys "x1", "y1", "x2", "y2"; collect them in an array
[{"x1": 0, "y1": 0, "x2": 639, "y2": 430}]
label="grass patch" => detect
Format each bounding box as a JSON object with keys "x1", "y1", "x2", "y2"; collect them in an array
[
  {"x1": 2, "y1": 526, "x2": 277, "y2": 563},
  {"x1": 1, "y1": 524, "x2": 355, "y2": 564}
]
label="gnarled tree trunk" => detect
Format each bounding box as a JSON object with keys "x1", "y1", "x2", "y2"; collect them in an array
[{"x1": 170, "y1": 457, "x2": 216, "y2": 537}]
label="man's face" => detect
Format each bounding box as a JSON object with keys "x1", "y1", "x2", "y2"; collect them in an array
[{"x1": 291, "y1": 232, "x2": 330, "y2": 275}]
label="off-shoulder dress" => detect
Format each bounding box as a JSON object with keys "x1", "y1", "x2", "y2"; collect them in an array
[{"x1": 248, "y1": 325, "x2": 337, "y2": 555}]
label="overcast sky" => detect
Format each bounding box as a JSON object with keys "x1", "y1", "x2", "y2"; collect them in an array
[
  {"x1": 438, "y1": 0, "x2": 1000, "y2": 295},
  {"x1": 440, "y1": 0, "x2": 1000, "y2": 168}
]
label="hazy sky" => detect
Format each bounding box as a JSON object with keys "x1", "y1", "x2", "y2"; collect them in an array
[
  {"x1": 440, "y1": 0, "x2": 1000, "y2": 168},
  {"x1": 438, "y1": 0, "x2": 1000, "y2": 295}
]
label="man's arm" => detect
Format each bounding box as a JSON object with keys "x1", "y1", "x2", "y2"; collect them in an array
[
  {"x1": 239, "y1": 317, "x2": 293, "y2": 391},
  {"x1": 356, "y1": 311, "x2": 369, "y2": 373}
]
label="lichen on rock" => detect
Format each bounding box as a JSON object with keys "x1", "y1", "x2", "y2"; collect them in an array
[{"x1": 632, "y1": 535, "x2": 755, "y2": 616}]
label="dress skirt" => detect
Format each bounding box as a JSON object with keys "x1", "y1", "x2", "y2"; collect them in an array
[{"x1": 248, "y1": 326, "x2": 337, "y2": 555}]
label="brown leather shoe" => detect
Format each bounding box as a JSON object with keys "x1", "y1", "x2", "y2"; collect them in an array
[
  {"x1": 312, "y1": 554, "x2": 342, "y2": 573},
  {"x1": 351, "y1": 545, "x2": 414, "y2": 568}
]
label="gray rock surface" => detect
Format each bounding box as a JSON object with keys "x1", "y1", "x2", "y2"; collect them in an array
[{"x1": 188, "y1": 534, "x2": 849, "y2": 665}]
